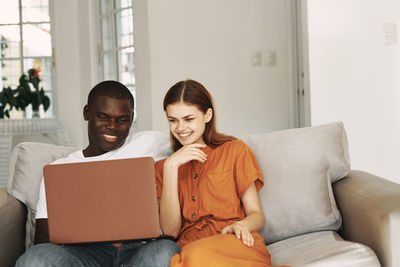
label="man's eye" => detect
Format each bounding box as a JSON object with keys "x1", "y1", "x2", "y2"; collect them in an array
[
  {"x1": 185, "y1": 118, "x2": 193, "y2": 121},
  {"x1": 98, "y1": 115, "x2": 107, "y2": 119},
  {"x1": 168, "y1": 119, "x2": 176, "y2": 123}
]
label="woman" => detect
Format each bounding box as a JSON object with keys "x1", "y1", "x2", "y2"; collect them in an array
[{"x1": 155, "y1": 79, "x2": 277, "y2": 266}]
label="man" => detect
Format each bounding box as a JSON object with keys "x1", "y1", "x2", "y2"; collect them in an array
[{"x1": 16, "y1": 80, "x2": 180, "y2": 266}]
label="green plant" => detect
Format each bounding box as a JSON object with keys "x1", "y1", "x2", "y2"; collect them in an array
[
  {"x1": 0, "y1": 87, "x2": 17, "y2": 118},
  {"x1": 0, "y1": 68, "x2": 51, "y2": 119}
]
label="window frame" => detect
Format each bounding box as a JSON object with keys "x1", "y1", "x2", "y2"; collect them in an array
[
  {"x1": 0, "y1": 0, "x2": 55, "y2": 118},
  {"x1": 95, "y1": 0, "x2": 136, "y2": 121}
]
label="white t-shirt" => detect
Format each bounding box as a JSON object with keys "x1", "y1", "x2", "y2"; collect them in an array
[{"x1": 35, "y1": 130, "x2": 171, "y2": 219}]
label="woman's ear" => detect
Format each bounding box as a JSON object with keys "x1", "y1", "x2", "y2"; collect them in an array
[{"x1": 205, "y1": 108, "x2": 213, "y2": 123}]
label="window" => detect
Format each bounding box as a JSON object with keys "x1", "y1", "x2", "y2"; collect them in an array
[
  {"x1": 0, "y1": 0, "x2": 53, "y2": 118},
  {"x1": 97, "y1": 0, "x2": 136, "y2": 118}
]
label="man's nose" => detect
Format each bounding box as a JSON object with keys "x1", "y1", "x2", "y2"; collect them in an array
[{"x1": 106, "y1": 119, "x2": 116, "y2": 129}]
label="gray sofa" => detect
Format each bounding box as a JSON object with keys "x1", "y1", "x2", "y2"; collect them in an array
[{"x1": 1, "y1": 122, "x2": 399, "y2": 266}]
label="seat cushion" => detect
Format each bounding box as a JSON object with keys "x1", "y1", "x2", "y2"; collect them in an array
[
  {"x1": 267, "y1": 231, "x2": 380, "y2": 266},
  {"x1": 240, "y1": 122, "x2": 350, "y2": 244}
]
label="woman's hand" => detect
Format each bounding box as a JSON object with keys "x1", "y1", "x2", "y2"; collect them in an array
[
  {"x1": 164, "y1": 143, "x2": 208, "y2": 170},
  {"x1": 221, "y1": 221, "x2": 254, "y2": 247}
]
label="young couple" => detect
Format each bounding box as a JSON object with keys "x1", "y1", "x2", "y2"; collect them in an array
[{"x1": 17, "y1": 79, "x2": 274, "y2": 266}]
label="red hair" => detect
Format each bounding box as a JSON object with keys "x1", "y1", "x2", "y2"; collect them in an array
[{"x1": 163, "y1": 79, "x2": 236, "y2": 151}]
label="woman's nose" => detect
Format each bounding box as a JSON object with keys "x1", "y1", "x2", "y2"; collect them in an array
[{"x1": 176, "y1": 121, "x2": 186, "y2": 131}]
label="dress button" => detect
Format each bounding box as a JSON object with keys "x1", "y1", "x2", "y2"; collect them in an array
[
  {"x1": 192, "y1": 196, "x2": 196, "y2": 201},
  {"x1": 192, "y1": 213, "x2": 196, "y2": 219},
  {"x1": 193, "y1": 173, "x2": 198, "y2": 178}
]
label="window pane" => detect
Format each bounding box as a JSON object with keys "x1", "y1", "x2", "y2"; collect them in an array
[
  {"x1": 22, "y1": 0, "x2": 50, "y2": 23},
  {"x1": 101, "y1": 18, "x2": 113, "y2": 51},
  {"x1": 103, "y1": 52, "x2": 116, "y2": 80},
  {"x1": 0, "y1": 25, "x2": 20, "y2": 58},
  {"x1": 0, "y1": 0, "x2": 19, "y2": 24},
  {"x1": 23, "y1": 23, "x2": 51, "y2": 56},
  {"x1": 100, "y1": 0, "x2": 113, "y2": 16},
  {"x1": 0, "y1": 59, "x2": 21, "y2": 88},
  {"x1": 116, "y1": 0, "x2": 132, "y2": 9},
  {"x1": 118, "y1": 47, "x2": 134, "y2": 85},
  {"x1": 116, "y1": 8, "x2": 133, "y2": 47},
  {"x1": 23, "y1": 57, "x2": 52, "y2": 91}
]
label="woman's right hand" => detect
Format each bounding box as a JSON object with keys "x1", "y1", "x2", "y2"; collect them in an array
[
  {"x1": 164, "y1": 143, "x2": 208, "y2": 170},
  {"x1": 160, "y1": 143, "x2": 207, "y2": 238}
]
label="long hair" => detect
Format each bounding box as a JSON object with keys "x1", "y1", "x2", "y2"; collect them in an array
[{"x1": 163, "y1": 79, "x2": 236, "y2": 151}]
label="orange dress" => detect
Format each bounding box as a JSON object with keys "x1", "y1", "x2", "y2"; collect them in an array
[{"x1": 155, "y1": 140, "x2": 274, "y2": 267}]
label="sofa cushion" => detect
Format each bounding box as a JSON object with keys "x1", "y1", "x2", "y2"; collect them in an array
[
  {"x1": 240, "y1": 122, "x2": 350, "y2": 244},
  {"x1": 7, "y1": 142, "x2": 77, "y2": 248},
  {"x1": 267, "y1": 231, "x2": 380, "y2": 266},
  {"x1": 0, "y1": 187, "x2": 27, "y2": 267}
]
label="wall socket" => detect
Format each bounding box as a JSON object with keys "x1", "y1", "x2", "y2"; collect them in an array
[
  {"x1": 251, "y1": 50, "x2": 263, "y2": 67},
  {"x1": 264, "y1": 50, "x2": 277, "y2": 66},
  {"x1": 250, "y1": 49, "x2": 277, "y2": 67}
]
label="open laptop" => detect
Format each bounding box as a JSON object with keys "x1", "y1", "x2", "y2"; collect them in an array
[{"x1": 43, "y1": 157, "x2": 161, "y2": 244}]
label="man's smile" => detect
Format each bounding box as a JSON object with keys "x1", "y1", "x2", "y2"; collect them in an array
[{"x1": 102, "y1": 133, "x2": 118, "y2": 142}]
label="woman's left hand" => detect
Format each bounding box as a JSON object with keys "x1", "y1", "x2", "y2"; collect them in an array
[{"x1": 221, "y1": 221, "x2": 254, "y2": 247}]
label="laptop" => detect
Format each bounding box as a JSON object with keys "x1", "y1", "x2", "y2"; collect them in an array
[{"x1": 43, "y1": 157, "x2": 161, "y2": 244}]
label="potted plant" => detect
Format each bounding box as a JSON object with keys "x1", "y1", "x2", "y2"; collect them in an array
[
  {"x1": 0, "y1": 86, "x2": 17, "y2": 118},
  {"x1": 0, "y1": 68, "x2": 51, "y2": 119}
]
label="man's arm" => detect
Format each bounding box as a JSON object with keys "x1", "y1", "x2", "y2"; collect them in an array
[{"x1": 34, "y1": 219, "x2": 49, "y2": 244}]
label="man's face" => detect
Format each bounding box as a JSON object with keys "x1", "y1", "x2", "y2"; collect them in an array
[{"x1": 83, "y1": 95, "x2": 133, "y2": 157}]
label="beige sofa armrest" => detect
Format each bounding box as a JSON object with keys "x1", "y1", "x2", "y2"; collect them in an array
[
  {"x1": 0, "y1": 187, "x2": 26, "y2": 267},
  {"x1": 333, "y1": 170, "x2": 400, "y2": 267}
]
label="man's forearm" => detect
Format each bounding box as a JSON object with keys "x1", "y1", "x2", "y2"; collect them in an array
[{"x1": 34, "y1": 218, "x2": 50, "y2": 244}]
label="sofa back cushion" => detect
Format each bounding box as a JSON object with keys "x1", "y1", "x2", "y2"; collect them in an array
[
  {"x1": 7, "y1": 142, "x2": 77, "y2": 248},
  {"x1": 240, "y1": 122, "x2": 350, "y2": 244}
]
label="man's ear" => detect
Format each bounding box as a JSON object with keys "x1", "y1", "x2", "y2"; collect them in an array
[
  {"x1": 205, "y1": 108, "x2": 213, "y2": 123},
  {"x1": 83, "y1": 105, "x2": 89, "y2": 121}
]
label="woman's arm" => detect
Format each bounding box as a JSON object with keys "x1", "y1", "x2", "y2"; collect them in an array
[
  {"x1": 221, "y1": 182, "x2": 265, "y2": 247},
  {"x1": 159, "y1": 144, "x2": 208, "y2": 238}
]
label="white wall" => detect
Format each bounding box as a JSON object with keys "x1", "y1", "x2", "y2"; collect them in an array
[
  {"x1": 51, "y1": 0, "x2": 97, "y2": 148},
  {"x1": 135, "y1": 0, "x2": 297, "y2": 135},
  {"x1": 305, "y1": 0, "x2": 400, "y2": 183},
  {"x1": 51, "y1": 0, "x2": 297, "y2": 147}
]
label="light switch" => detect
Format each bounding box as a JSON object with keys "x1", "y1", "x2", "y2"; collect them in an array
[
  {"x1": 250, "y1": 50, "x2": 262, "y2": 67},
  {"x1": 382, "y1": 23, "x2": 397, "y2": 46}
]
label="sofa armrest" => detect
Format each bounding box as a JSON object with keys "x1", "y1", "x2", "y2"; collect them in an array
[
  {"x1": 0, "y1": 187, "x2": 26, "y2": 267},
  {"x1": 333, "y1": 170, "x2": 400, "y2": 267}
]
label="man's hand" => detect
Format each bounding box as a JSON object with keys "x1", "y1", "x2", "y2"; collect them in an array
[
  {"x1": 34, "y1": 219, "x2": 49, "y2": 244},
  {"x1": 221, "y1": 221, "x2": 254, "y2": 247}
]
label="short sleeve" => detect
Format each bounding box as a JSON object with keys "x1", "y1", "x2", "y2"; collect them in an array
[
  {"x1": 233, "y1": 141, "x2": 264, "y2": 198},
  {"x1": 155, "y1": 159, "x2": 166, "y2": 198}
]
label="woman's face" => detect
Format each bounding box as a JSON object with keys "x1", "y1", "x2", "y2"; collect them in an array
[{"x1": 166, "y1": 102, "x2": 212, "y2": 146}]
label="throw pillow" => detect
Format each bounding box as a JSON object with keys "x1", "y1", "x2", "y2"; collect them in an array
[
  {"x1": 7, "y1": 142, "x2": 77, "y2": 248},
  {"x1": 240, "y1": 122, "x2": 350, "y2": 244}
]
